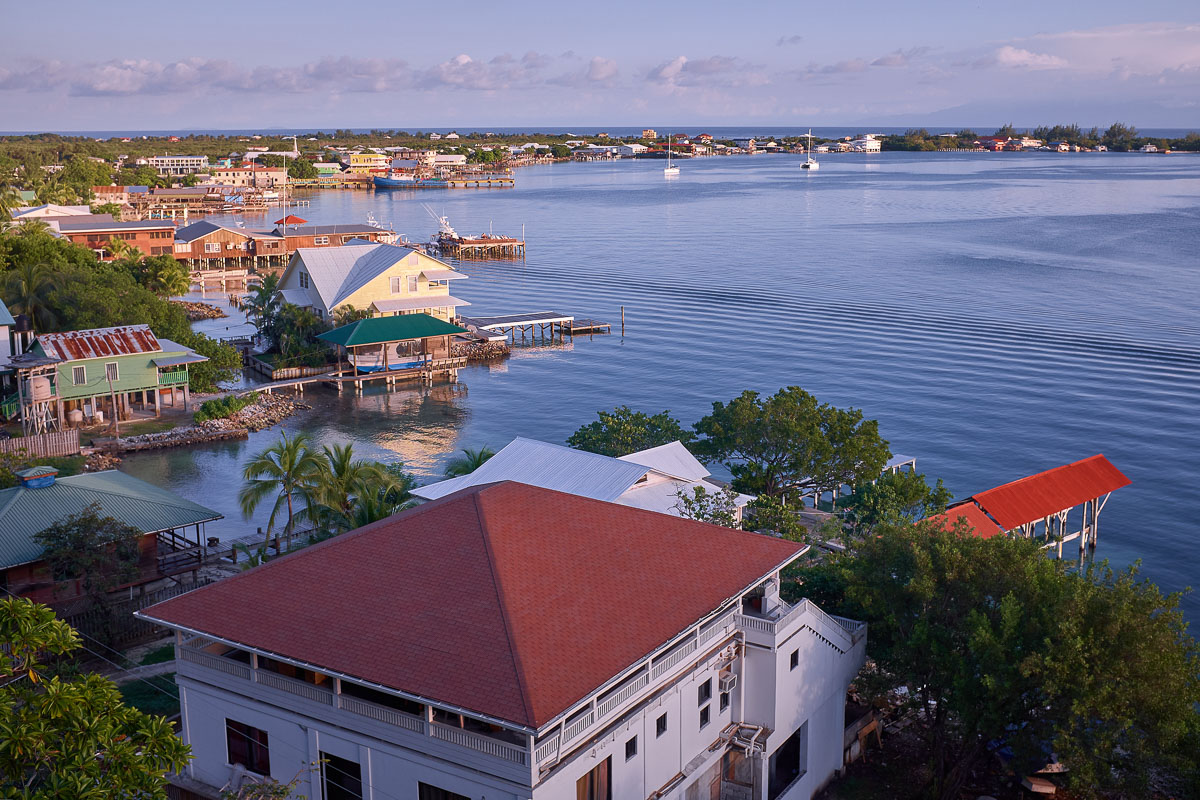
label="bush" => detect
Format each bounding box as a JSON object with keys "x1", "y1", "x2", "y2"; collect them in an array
[{"x1": 194, "y1": 391, "x2": 259, "y2": 424}]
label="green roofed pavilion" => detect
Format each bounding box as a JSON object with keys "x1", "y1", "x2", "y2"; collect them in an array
[{"x1": 317, "y1": 314, "x2": 467, "y2": 348}]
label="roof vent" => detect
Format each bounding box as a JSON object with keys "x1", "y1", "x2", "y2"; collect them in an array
[{"x1": 16, "y1": 466, "x2": 58, "y2": 488}]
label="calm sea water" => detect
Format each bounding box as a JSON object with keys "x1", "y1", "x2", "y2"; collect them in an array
[{"x1": 124, "y1": 152, "x2": 1200, "y2": 619}]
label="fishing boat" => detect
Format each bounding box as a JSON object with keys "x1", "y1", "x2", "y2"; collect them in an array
[
  {"x1": 800, "y1": 129, "x2": 820, "y2": 171},
  {"x1": 664, "y1": 135, "x2": 680, "y2": 177},
  {"x1": 373, "y1": 171, "x2": 416, "y2": 188}
]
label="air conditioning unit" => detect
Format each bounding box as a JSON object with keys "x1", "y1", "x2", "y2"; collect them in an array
[{"x1": 719, "y1": 673, "x2": 737, "y2": 693}]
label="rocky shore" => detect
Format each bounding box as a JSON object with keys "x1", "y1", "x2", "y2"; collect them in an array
[
  {"x1": 171, "y1": 300, "x2": 228, "y2": 321},
  {"x1": 454, "y1": 340, "x2": 511, "y2": 362},
  {"x1": 115, "y1": 394, "x2": 309, "y2": 452}
]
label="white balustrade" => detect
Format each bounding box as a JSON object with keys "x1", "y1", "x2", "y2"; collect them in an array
[
  {"x1": 651, "y1": 636, "x2": 697, "y2": 679},
  {"x1": 597, "y1": 672, "x2": 649, "y2": 717},
  {"x1": 430, "y1": 722, "x2": 527, "y2": 765},
  {"x1": 562, "y1": 709, "x2": 595, "y2": 743},
  {"x1": 255, "y1": 670, "x2": 334, "y2": 705},
  {"x1": 179, "y1": 647, "x2": 251, "y2": 680},
  {"x1": 535, "y1": 734, "x2": 561, "y2": 764},
  {"x1": 339, "y1": 695, "x2": 425, "y2": 733}
]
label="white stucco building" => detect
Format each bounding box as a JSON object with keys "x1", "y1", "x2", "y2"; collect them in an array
[{"x1": 142, "y1": 482, "x2": 866, "y2": 800}]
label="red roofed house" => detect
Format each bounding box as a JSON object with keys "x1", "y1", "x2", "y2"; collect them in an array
[{"x1": 140, "y1": 482, "x2": 866, "y2": 800}]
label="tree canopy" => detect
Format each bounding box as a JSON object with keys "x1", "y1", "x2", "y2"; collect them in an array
[
  {"x1": 33, "y1": 503, "x2": 143, "y2": 600},
  {"x1": 801, "y1": 522, "x2": 1200, "y2": 799},
  {"x1": 0, "y1": 597, "x2": 191, "y2": 799},
  {"x1": 567, "y1": 405, "x2": 695, "y2": 457}
]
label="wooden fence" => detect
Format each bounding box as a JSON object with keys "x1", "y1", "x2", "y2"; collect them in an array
[
  {"x1": 61, "y1": 579, "x2": 213, "y2": 649},
  {"x1": 0, "y1": 429, "x2": 81, "y2": 459}
]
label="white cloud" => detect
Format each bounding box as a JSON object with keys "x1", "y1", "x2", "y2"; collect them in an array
[{"x1": 991, "y1": 45, "x2": 1068, "y2": 70}]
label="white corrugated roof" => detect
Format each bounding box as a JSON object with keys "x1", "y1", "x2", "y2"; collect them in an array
[
  {"x1": 420, "y1": 269, "x2": 469, "y2": 281},
  {"x1": 293, "y1": 242, "x2": 423, "y2": 310},
  {"x1": 618, "y1": 441, "x2": 710, "y2": 481},
  {"x1": 370, "y1": 295, "x2": 470, "y2": 313},
  {"x1": 278, "y1": 289, "x2": 312, "y2": 307},
  {"x1": 414, "y1": 438, "x2": 651, "y2": 502}
]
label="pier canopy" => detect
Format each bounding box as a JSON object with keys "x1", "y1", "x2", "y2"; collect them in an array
[
  {"x1": 968, "y1": 454, "x2": 1130, "y2": 531},
  {"x1": 926, "y1": 503, "x2": 1003, "y2": 539},
  {"x1": 317, "y1": 314, "x2": 468, "y2": 375}
]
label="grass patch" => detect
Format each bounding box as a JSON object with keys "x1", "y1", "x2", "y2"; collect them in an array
[
  {"x1": 139, "y1": 644, "x2": 176, "y2": 666},
  {"x1": 118, "y1": 673, "x2": 179, "y2": 718},
  {"x1": 116, "y1": 418, "x2": 181, "y2": 437},
  {"x1": 194, "y1": 391, "x2": 259, "y2": 424}
]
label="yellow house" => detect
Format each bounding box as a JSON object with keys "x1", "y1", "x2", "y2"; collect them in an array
[
  {"x1": 276, "y1": 241, "x2": 470, "y2": 322},
  {"x1": 345, "y1": 152, "x2": 389, "y2": 174}
]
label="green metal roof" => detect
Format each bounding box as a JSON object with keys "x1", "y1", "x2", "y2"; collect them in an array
[
  {"x1": 0, "y1": 470, "x2": 223, "y2": 569},
  {"x1": 316, "y1": 314, "x2": 467, "y2": 348},
  {"x1": 0, "y1": 300, "x2": 15, "y2": 327}
]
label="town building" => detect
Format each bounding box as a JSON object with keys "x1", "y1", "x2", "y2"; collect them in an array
[
  {"x1": 616, "y1": 143, "x2": 648, "y2": 157},
  {"x1": 207, "y1": 166, "x2": 288, "y2": 188},
  {"x1": 849, "y1": 135, "x2": 881, "y2": 153},
  {"x1": 148, "y1": 155, "x2": 211, "y2": 176},
  {"x1": 313, "y1": 162, "x2": 344, "y2": 175},
  {"x1": 141, "y1": 481, "x2": 866, "y2": 800},
  {"x1": 53, "y1": 218, "x2": 177, "y2": 260},
  {"x1": 8, "y1": 203, "x2": 92, "y2": 220},
  {"x1": 0, "y1": 468, "x2": 221, "y2": 606},
  {"x1": 413, "y1": 437, "x2": 755, "y2": 521},
  {"x1": 172, "y1": 221, "x2": 398, "y2": 277},
  {"x1": 28, "y1": 324, "x2": 208, "y2": 426},
  {"x1": 642, "y1": 128, "x2": 658, "y2": 139},
  {"x1": 276, "y1": 241, "x2": 469, "y2": 321},
  {"x1": 345, "y1": 153, "x2": 390, "y2": 174}
]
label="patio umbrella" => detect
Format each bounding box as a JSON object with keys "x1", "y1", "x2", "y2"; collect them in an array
[{"x1": 274, "y1": 214, "x2": 307, "y2": 225}]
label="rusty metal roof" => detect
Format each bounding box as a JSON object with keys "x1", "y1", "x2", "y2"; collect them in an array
[
  {"x1": 926, "y1": 502, "x2": 1003, "y2": 539},
  {"x1": 969, "y1": 454, "x2": 1130, "y2": 531},
  {"x1": 37, "y1": 325, "x2": 162, "y2": 362}
]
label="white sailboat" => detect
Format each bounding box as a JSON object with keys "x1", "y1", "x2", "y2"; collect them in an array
[
  {"x1": 664, "y1": 135, "x2": 680, "y2": 177},
  {"x1": 800, "y1": 129, "x2": 820, "y2": 170}
]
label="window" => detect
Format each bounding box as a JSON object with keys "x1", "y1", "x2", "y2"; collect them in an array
[
  {"x1": 700, "y1": 705, "x2": 711, "y2": 729},
  {"x1": 225, "y1": 719, "x2": 270, "y2": 775},
  {"x1": 767, "y1": 721, "x2": 808, "y2": 800},
  {"x1": 407, "y1": 275, "x2": 418, "y2": 293},
  {"x1": 314, "y1": 236, "x2": 329, "y2": 245},
  {"x1": 698, "y1": 678, "x2": 712, "y2": 706},
  {"x1": 656, "y1": 713, "x2": 668, "y2": 738},
  {"x1": 390, "y1": 276, "x2": 403, "y2": 294},
  {"x1": 72, "y1": 365, "x2": 86, "y2": 385},
  {"x1": 105, "y1": 362, "x2": 119, "y2": 382},
  {"x1": 720, "y1": 691, "x2": 730, "y2": 712},
  {"x1": 625, "y1": 735, "x2": 637, "y2": 761},
  {"x1": 417, "y1": 784, "x2": 469, "y2": 800},
  {"x1": 575, "y1": 756, "x2": 611, "y2": 800},
  {"x1": 298, "y1": 271, "x2": 310, "y2": 289},
  {"x1": 790, "y1": 649, "x2": 799, "y2": 671},
  {"x1": 204, "y1": 242, "x2": 220, "y2": 253},
  {"x1": 320, "y1": 752, "x2": 362, "y2": 800}
]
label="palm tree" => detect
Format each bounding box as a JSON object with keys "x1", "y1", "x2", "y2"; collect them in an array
[
  {"x1": 304, "y1": 443, "x2": 401, "y2": 523},
  {"x1": 4, "y1": 262, "x2": 62, "y2": 331},
  {"x1": 105, "y1": 237, "x2": 142, "y2": 262},
  {"x1": 144, "y1": 256, "x2": 191, "y2": 298},
  {"x1": 0, "y1": 188, "x2": 23, "y2": 223},
  {"x1": 330, "y1": 490, "x2": 412, "y2": 534},
  {"x1": 444, "y1": 446, "x2": 496, "y2": 477},
  {"x1": 238, "y1": 430, "x2": 325, "y2": 551},
  {"x1": 242, "y1": 273, "x2": 281, "y2": 344}
]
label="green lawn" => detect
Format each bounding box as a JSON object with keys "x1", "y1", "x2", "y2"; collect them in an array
[
  {"x1": 118, "y1": 673, "x2": 179, "y2": 718},
  {"x1": 139, "y1": 644, "x2": 176, "y2": 666}
]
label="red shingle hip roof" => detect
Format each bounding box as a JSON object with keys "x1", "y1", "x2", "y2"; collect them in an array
[{"x1": 141, "y1": 481, "x2": 802, "y2": 729}]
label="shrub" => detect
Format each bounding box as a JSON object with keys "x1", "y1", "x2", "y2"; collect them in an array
[{"x1": 194, "y1": 391, "x2": 259, "y2": 424}]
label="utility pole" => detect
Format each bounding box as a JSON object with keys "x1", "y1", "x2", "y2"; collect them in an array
[{"x1": 107, "y1": 374, "x2": 120, "y2": 443}]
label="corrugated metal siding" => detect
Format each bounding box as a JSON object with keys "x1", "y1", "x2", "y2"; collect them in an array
[
  {"x1": 970, "y1": 454, "x2": 1130, "y2": 530},
  {"x1": 38, "y1": 325, "x2": 161, "y2": 361},
  {"x1": 0, "y1": 470, "x2": 222, "y2": 568}
]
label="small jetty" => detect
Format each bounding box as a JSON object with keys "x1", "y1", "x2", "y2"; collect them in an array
[
  {"x1": 428, "y1": 209, "x2": 525, "y2": 259},
  {"x1": 459, "y1": 312, "x2": 611, "y2": 342}
]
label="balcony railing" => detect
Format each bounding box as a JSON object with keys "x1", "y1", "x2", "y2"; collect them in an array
[
  {"x1": 734, "y1": 599, "x2": 864, "y2": 653},
  {"x1": 159, "y1": 369, "x2": 189, "y2": 385},
  {"x1": 180, "y1": 645, "x2": 527, "y2": 766}
]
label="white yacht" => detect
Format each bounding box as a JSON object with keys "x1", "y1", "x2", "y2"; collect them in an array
[
  {"x1": 800, "y1": 129, "x2": 820, "y2": 170},
  {"x1": 664, "y1": 135, "x2": 680, "y2": 177}
]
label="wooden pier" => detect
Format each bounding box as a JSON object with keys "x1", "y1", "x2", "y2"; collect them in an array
[
  {"x1": 253, "y1": 358, "x2": 469, "y2": 396},
  {"x1": 444, "y1": 176, "x2": 515, "y2": 188},
  {"x1": 459, "y1": 312, "x2": 611, "y2": 343},
  {"x1": 438, "y1": 235, "x2": 525, "y2": 259}
]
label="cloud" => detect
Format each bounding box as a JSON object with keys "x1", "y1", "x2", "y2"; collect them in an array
[
  {"x1": 416, "y1": 51, "x2": 554, "y2": 90},
  {"x1": 647, "y1": 55, "x2": 688, "y2": 83},
  {"x1": 871, "y1": 47, "x2": 930, "y2": 67},
  {"x1": 990, "y1": 45, "x2": 1068, "y2": 70},
  {"x1": 549, "y1": 56, "x2": 620, "y2": 88},
  {"x1": 777, "y1": 35, "x2": 804, "y2": 47},
  {"x1": 587, "y1": 57, "x2": 619, "y2": 83},
  {"x1": 645, "y1": 55, "x2": 768, "y2": 89}
]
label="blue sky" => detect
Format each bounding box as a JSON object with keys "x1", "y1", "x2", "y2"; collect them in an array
[{"x1": 2, "y1": 0, "x2": 1197, "y2": 130}]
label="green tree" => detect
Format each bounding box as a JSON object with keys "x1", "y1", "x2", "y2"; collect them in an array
[
  {"x1": 32, "y1": 503, "x2": 143, "y2": 601},
  {"x1": 693, "y1": 386, "x2": 826, "y2": 499},
  {"x1": 306, "y1": 443, "x2": 402, "y2": 522},
  {"x1": 994, "y1": 123, "x2": 1018, "y2": 138},
  {"x1": 178, "y1": 331, "x2": 242, "y2": 393},
  {"x1": 549, "y1": 144, "x2": 571, "y2": 158},
  {"x1": 90, "y1": 201, "x2": 122, "y2": 220},
  {"x1": 243, "y1": 273, "x2": 282, "y2": 344},
  {"x1": 1102, "y1": 122, "x2": 1139, "y2": 151},
  {"x1": 238, "y1": 430, "x2": 326, "y2": 550},
  {"x1": 838, "y1": 522, "x2": 1200, "y2": 800},
  {"x1": 444, "y1": 446, "x2": 496, "y2": 477},
  {"x1": 4, "y1": 261, "x2": 63, "y2": 330},
  {"x1": 852, "y1": 469, "x2": 951, "y2": 531},
  {"x1": 745, "y1": 495, "x2": 808, "y2": 542},
  {"x1": 287, "y1": 158, "x2": 317, "y2": 179},
  {"x1": 806, "y1": 402, "x2": 891, "y2": 510},
  {"x1": 673, "y1": 485, "x2": 741, "y2": 528},
  {"x1": 332, "y1": 304, "x2": 372, "y2": 327},
  {"x1": 0, "y1": 597, "x2": 191, "y2": 800},
  {"x1": 567, "y1": 405, "x2": 695, "y2": 457},
  {"x1": 137, "y1": 254, "x2": 191, "y2": 298}
]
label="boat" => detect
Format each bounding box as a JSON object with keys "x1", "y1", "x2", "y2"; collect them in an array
[
  {"x1": 664, "y1": 135, "x2": 680, "y2": 177},
  {"x1": 800, "y1": 129, "x2": 820, "y2": 170},
  {"x1": 373, "y1": 171, "x2": 416, "y2": 188}
]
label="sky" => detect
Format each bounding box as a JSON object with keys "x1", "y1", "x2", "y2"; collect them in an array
[{"x1": 1, "y1": 0, "x2": 1198, "y2": 131}]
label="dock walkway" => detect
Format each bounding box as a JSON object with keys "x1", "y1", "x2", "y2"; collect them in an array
[{"x1": 460, "y1": 312, "x2": 611, "y2": 342}]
